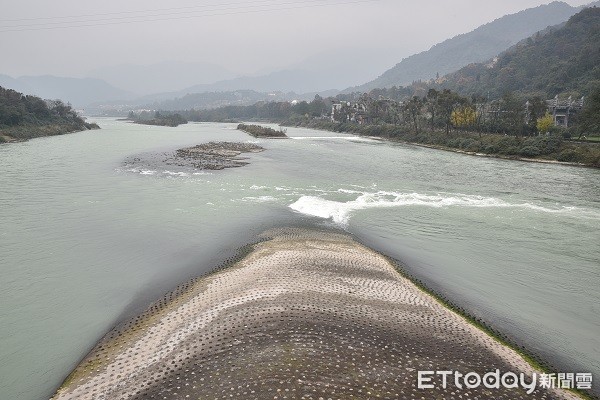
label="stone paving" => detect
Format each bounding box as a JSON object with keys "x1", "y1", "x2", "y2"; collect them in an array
[{"x1": 51, "y1": 228, "x2": 579, "y2": 400}]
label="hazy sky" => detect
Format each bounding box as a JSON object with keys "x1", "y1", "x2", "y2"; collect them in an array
[{"x1": 0, "y1": 0, "x2": 591, "y2": 78}]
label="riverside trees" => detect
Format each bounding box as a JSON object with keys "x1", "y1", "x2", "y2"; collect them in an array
[
  {"x1": 174, "y1": 86, "x2": 595, "y2": 139},
  {"x1": 577, "y1": 85, "x2": 600, "y2": 138},
  {"x1": 161, "y1": 87, "x2": 598, "y2": 165},
  {"x1": 0, "y1": 86, "x2": 98, "y2": 141},
  {"x1": 0, "y1": 87, "x2": 80, "y2": 127},
  {"x1": 336, "y1": 89, "x2": 551, "y2": 137}
]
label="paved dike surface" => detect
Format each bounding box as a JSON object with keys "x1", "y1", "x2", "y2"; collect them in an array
[{"x1": 52, "y1": 228, "x2": 578, "y2": 399}]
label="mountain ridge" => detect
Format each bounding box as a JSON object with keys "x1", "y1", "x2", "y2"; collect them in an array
[
  {"x1": 0, "y1": 74, "x2": 133, "y2": 108},
  {"x1": 437, "y1": 7, "x2": 600, "y2": 98},
  {"x1": 346, "y1": 1, "x2": 582, "y2": 93}
]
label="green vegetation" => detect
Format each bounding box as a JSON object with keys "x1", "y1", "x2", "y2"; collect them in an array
[
  {"x1": 577, "y1": 83, "x2": 600, "y2": 136},
  {"x1": 145, "y1": 9, "x2": 600, "y2": 167},
  {"x1": 536, "y1": 112, "x2": 554, "y2": 134},
  {"x1": 291, "y1": 119, "x2": 600, "y2": 166},
  {"x1": 439, "y1": 8, "x2": 600, "y2": 98},
  {"x1": 127, "y1": 111, "x2": 187, "y2": 127},
  {"x1": 177, "y1": 95, "x2": 331, "y2": 123},
  {"x1": 579, "y1": 135, "x2": 600, "y2": 142},
  {"x1": 353, "y1": 1, "x2": 579, "y2": 91},
  {"x1": 0, "y1": 86, "x2": 98, "y2": 141},
  {"x1": 163, "y1": 85, "x2": 600, "y2": 166},
  {"x1": 237, "y1": 123, "x2": 288, "y2": 138},
  {"x1": 162, "y1": 83, "x2": 600, "y2": 166}
]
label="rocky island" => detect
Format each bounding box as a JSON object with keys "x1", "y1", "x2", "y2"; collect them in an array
[
  {"x1": 238, "y1": 123, "x2": 288, "y2": 138},
  {"x1": 123, "y1": 141, "x2": 265, "y2": 173},
  {"x1": 51, "y1": 228, "x2": 578, "y2": 400},
  {"x1": 173, "y1": 141, "x2": 264, "y2": 170}
]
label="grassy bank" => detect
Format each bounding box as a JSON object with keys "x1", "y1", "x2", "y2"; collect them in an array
[
  {"x1": 285, "y1": 119, "x2": 600, "y2": 168},
  {"x1": 0, "y1": 122, "x2": 99, "y2": 142}
]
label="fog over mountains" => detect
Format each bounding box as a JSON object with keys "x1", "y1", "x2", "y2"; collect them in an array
[
  {"x1": 88, "y1": 61, "x2": 238, "y2": 95},
  {"x1": 1, "y1": 1, "x2": 598, "y2": 110},
  {"x1": 346, "y1": 1, "x2": 594, "y2": 92},
  {"x1": 437, "y1": 7, "x2": 600, "y2": 98},
  {"x1": 0, "y1": 74, "x2": 132, "y2": 106}
]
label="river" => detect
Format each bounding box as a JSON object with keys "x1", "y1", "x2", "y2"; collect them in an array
[{"x1": 0, "y1": 118, "x2": 598, "y2": 399}]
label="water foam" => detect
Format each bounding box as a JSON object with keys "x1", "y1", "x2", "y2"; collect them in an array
[
  {"x1": 288, "y1": 191, "x2": 597, "y2": 225},
  {"x1": 163, "y1": 171, "x2": 190, "y2": 177}
]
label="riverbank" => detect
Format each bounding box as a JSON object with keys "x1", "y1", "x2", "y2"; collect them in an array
[
  {"x1": 51, "y1": 228, "x2": 580, "y2": 400},
  {"x1": 0, "y1": 122, "x2": 99, "y2": 143},
  {"x1": 283, "y1": 119, "x2": 600, "y2": 168}
]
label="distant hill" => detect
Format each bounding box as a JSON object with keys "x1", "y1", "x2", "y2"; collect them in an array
[
  {"x1": 439, "y1": 7, "x2": 600, "y2": 98},
  {"x1": 0, "y1": 74, "x2": 29, "y2": 94},
  {"x1": 87, "y1": 61, "x2": 236, "y2": 95},
  {"x1": 0, "y1": 75, "x2": 132, "y2": 107},
  {"x1": 137, "y1": 47, "x2": 393, "y2": 98},
  {"x1": 173, "y1": 69, "x2": 338, "y2": 96},
  {"x1": 347, "y1": 1, "x2": 582, "y2": 92}
]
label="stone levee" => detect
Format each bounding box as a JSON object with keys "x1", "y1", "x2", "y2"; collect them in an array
[{"x1": 51, "y1": 228, "x2": 580, "y2": 400}]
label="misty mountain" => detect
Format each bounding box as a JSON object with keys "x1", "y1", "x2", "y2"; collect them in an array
[
  {"x1": 0, "y1": 75, "x2": 132, "y2": 107},
  {"x1": 284, "y1": 48, "x2": 401, "y2": 91},
  {"x1": 127, "y1": 48, "x2": 391, "y2": 99},
  {"x1": 87, "y1": 86, "x2": 339, "y2": 116},
  {"x1": 88, "y1": 61, "x2": 237, "y2": 96},
  {"x1": 131, "y1": 72, "x2": 341, "y2": 107},
  {"x1": 348, "y1": 1, "x2": 582, "y2": 92},
  {"x1": 173, "y1": 69, "x2": 338, "y2": 96},
  {"x1": 0, "y1": 75, "x2": 30, "y2": 94},
  {"x1": 438, "y1": 7, "x2": 600, "y2": 98}
]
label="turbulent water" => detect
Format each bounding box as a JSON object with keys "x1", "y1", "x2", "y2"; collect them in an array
[{"x1": 0, "y1": 119, "x2": 598, "y2": 400}]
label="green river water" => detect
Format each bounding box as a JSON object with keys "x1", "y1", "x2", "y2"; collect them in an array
[{"x1": 0, "y1": 119, "x2": 598, "y2": 399}]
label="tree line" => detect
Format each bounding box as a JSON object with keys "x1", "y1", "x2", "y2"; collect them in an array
[
  {"x1": 127, "y1": 110, "x2": 187, "y2": 127},
  {"x1": 333, "y1": 89, "x2": 556, "y2": 137},
  {"x1": 0, "y1": 86, "x2": 82, "y2": 127},
  {"x1": 0, "y1": 86, "x2": 97, "y2": 141},
  {"x1": 172, "y1": 96, "x2": 331, "y2": 123},
  {"x1": 172, "y1": 86, "x2": 599, "y2": 139}
]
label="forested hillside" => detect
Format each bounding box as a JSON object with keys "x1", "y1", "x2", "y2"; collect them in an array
[
  {"x1": 349, "y1": 1, "x2": 580, "y2": 92},
  {"x1": 0, "y1": 86, "x2": 98, "y2": 142},
  {"x1": 440, "y1": 7, "x2": 600, "y2": 98}
]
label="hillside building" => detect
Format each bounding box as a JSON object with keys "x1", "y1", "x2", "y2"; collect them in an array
[{"x1": 546, "y1": 95, "x2": 584, "y2": 127}]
